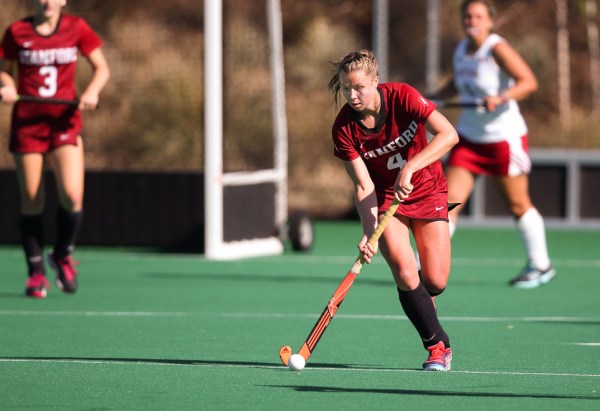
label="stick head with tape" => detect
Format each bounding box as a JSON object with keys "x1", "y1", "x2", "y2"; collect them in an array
[{"x1": 279, "y1": 345, "x2": 292, "y2": 366}]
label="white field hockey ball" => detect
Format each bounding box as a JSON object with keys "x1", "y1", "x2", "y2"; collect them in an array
[{"x1": 288, "y1": 354, "x2": 305, "y2": 371}]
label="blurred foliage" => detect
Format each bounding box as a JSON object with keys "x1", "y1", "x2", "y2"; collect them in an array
[{"x1": 0, "y1": 0, "x2": 599, "y2": 215}]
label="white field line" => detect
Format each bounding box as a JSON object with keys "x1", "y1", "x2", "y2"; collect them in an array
[
  {"x1": 3, "y1": 310, "x2": 598, "y2": 349},
  {"x1": 0, "y1": 311, "x2": 597, "y2": 378},
  {"x1": 0, "y1": 310, "x2": 599, "y2": 325},
  {"x1": 0, "y1": 357, "x2": 598, "y2": 378},
  {"x1": 258, "y1": 256, "x2": 600, "y2": 269},
  {"x1": 0, "y1": 310, "x2": 188, "y2": 317},
  {"x1": 452, "y1": 257, "x2": 600, "y2": 268},
  {"x1": 0, "y1": 310, "x2": 595, "y2": 323},
  {"x1": 566, "y1": 343, "x2": 600, "y2": 346},
  {"x1": 233, "y1": 255, "x2": 599, "y2": 268},
  {"x1": 215, "y1": 312, "x2": 600, "y2": 324}
]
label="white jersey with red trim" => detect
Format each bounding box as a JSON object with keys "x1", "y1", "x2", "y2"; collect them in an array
[{"x1": 453, "y1": 33, "x2": 528, "y2": 144}]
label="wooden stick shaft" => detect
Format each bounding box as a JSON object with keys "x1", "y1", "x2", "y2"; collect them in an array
[{"x1": 297, "y1": 198, "x2": 401, "y2": 361}]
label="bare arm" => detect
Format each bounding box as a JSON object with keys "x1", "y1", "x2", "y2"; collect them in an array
[
  {"x1": 487, "y1": 40, "x2": 538, "y2": 111},
  {"x1": 394, "y1": 110, "x2": 458, "y2": 202},
  {"x1": 343, "y1": 158, "x2": 380, "y2": 263},
  {"x1": 79, "y1": 47, "x2": 110, "y2": 110},
  {"x1": 344, "y1": 158, "x2": 378, "y2": 237},
  {"x1": 0, "y1": 59, "x2": 18, "y2": 103}
]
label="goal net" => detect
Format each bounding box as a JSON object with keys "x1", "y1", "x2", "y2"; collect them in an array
[{"x1": 204, "y1": 0, "x2": 288, "y2": 259}]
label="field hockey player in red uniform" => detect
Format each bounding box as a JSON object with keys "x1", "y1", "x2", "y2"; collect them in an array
[
  {"x1": 330, "y1": 49, "x2": 458, "y2": 371},
  {"x1": 0, "y1": 0, "x2": 110, "y2": 298}
]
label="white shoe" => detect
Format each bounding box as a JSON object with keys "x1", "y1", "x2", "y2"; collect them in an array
[{"x1": 509, "y1": 263, "x2": 556, "y2": 289}]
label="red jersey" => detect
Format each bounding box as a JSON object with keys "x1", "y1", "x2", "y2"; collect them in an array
[
  {"x1": 0, "y1": 14, "x2": 103, "y2": 152},
  {"x1": 332, "y1": 82, "x2": 449, "y2": 219}
]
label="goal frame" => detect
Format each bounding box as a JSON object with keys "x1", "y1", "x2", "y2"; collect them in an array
[{"x1": 203, "y1": 0, "x2": 288, "y2": 260}]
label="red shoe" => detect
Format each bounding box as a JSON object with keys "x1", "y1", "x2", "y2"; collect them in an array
[
  {"x1": 422, "y1": 341, "x2": 452, "y2": 371},
  {"x1": 25, "y1": 273, "x2": 50, "y2": 299},
  {"x1": 48, "y1": 251, "x2": 79, "y2": 293}
]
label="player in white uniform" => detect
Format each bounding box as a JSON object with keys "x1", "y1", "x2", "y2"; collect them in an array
[{"x1": 428, "y1": 0, "x2": 555, "y2": 288}]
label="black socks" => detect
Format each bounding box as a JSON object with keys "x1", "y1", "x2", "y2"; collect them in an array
[
  {"x1": 20, "y1": 208, "x2": 83, "y2": 274},
  {"x1": 54, "y1": 208, "x2": 83, "y2": 259},
  {"x1": 397, "y1": 282, "x2": 450, "y2": 349},
  {"x1": 19, "y1": 214, "x2": 45, "y2": 275}
]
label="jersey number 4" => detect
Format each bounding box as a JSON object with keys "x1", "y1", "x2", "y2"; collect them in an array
[{"x1": 387, "y1": 153, "x2": 407, "y2": 170}]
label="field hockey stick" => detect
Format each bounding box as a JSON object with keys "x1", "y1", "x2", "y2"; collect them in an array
[
  {"x1": 279, "y1": 198, "x2": 401, "y2": 367},
  {"x1": 16, "y1": 95, "x2": 80, "y2": 106},
  {"x1": 432, "y1": 99, "x2": 485, "y2": 109}
]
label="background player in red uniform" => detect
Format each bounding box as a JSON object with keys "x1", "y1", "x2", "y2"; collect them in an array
[
  {"x1": 0, "y1": 0, "x2": 110, "y2": 298},
  {"x1": 329, "y1": 49, "x2": 458, "y2": 371}
]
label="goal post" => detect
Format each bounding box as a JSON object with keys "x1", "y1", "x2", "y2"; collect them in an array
[{"x1": 203, "y1": 0, "x2": 288, "y2": 260}]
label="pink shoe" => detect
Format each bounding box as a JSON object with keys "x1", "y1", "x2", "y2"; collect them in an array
[
  {"x1": 25, "y1": 273, "x2": 50, "y2": 298},
  {"x1": 422, "y1": 341, "x2": 452, "y2": 371},
  {"x1": 48, "y1": 251, "x2": 79, "y2": 293}
]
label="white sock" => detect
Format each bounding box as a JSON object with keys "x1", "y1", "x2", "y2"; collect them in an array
[
  {"x1": 415, "y1": 221, "x2": 456, "y2": 271},
  {"x1": 516, "y1": 208, "x2": 551, "y2": 270}
]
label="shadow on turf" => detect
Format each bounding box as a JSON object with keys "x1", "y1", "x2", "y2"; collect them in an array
[
  {"x1": 0, "y1": 292, "x2": 28, "y2": 299},
  {"x1": 270, "y1": 385, "x2": 600, "y2": 401},
  {"x1": 8, "y1": 356, "x2": 600, "y2": 402}
]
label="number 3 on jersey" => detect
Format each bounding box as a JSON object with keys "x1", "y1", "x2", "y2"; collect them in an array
[
  {"x1": 387, "y1": 153, "x2": 406, "y2": 170},
  {"x1": 38, "y1": 66, "x2": 58, "y2": 97}
]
